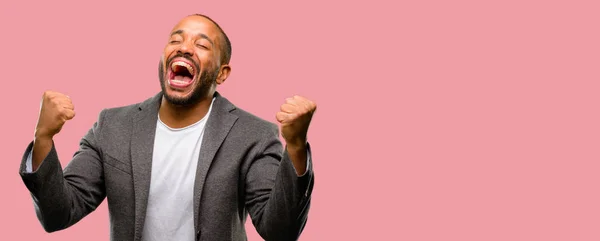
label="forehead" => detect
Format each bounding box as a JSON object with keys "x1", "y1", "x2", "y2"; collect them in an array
[{"x1": 170, "y1": 16, "x2": 219, "y2": 40}]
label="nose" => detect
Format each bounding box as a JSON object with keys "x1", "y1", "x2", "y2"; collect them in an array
[{"x1": 177, "y1": 40, "x2": 194, "y2": 56}]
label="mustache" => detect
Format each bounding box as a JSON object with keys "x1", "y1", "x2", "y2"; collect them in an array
[{"x1": 166, "y1": 54, "x2": 200, "y2": 74}]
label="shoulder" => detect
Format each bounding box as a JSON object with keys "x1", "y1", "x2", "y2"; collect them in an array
[
  {"x1": 101, "y1": 103, "x2": 139, "y2": 119},
  {"x1": 99, "y1": 102, "x2": 142, "y2": 123},
  {"x1": 216, "y1": 93, "x2": 278, "y2": 136},
  {"x1": 96, "y1": 93, "x2": 161, "y2": 125},
  {"x1": 232, "y1": 107, "x2": 278, "y2": 132}
]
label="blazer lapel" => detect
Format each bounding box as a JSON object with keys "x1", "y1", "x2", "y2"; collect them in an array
[
  {"x1": 193, "y1": 91, "x2": 238, "y2": 233},
  {"x1": 131, "y1": 92, "x2": 161, "y2": 241}
]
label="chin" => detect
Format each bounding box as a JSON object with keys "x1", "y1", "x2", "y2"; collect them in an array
[
  {"x1": 166, "y1": 92, "x2": 190, "y2": 102},
  {"x1": 161, "y1": 83, "x2": 190, "y2": 103}
]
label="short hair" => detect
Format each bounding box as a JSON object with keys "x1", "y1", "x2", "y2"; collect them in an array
[{"x1": 190, "y1": 14, "x2": 232, "y2": 65}]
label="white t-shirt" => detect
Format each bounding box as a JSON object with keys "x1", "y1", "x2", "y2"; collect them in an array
[{"x1": 141, "y1": 98, "x2": 214, "y2": 241}]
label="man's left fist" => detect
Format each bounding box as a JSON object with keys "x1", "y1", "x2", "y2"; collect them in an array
[{"x1": 276, "y1": 95, "x2": 317, "y2": 148}]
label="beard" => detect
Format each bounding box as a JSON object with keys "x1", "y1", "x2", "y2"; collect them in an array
[{"x1": 158, "y1": 56, "x2": 219, "y2": 106}]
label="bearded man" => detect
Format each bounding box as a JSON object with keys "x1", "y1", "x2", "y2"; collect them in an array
[{"x1": 19, "y1": 14, "x2": 316, "y2": 241}]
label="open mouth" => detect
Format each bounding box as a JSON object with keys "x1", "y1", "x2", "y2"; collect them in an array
[{"x1": 168, "y1": 58, "x2": 196, "y2": 88}]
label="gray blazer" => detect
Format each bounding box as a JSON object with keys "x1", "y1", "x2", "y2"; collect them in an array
[{"x1": 19, "y1": 91, "x2": 314, "y2": 241}]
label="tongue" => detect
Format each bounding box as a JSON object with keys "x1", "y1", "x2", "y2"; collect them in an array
[{"x1": 173, "y1": 75, "x2": 193, "y2": 83}]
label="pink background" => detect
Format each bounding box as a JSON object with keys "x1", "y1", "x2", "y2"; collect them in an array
[{"x1": 1, "y1": 0, "x2": 599, "y2": 240}]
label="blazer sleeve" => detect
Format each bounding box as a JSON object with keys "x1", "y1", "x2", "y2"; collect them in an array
[
  {"x1": 244, "y1": 124, "x2": 315, "y2": 241},
  {"x1": 19, "y1": 110, "x2": 107, "y2": 233}
]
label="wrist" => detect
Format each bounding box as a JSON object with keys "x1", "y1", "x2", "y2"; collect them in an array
[
  {"x1": 286, "y1": 140, "x2": 307, "y2": 153},
  {"x1": 285, "y1": 141, "x2": 308, "y2": 176},
  {"x1": 34, "y1": 129, "x2": 54, "y2": 142}
]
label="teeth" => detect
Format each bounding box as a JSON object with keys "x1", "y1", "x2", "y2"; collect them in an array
[
  {"x1": 170, "y1": 79, "x2": 189, "y2": 84},
  {"x1": 171, "y1": 61, "x2": 194, "y2": 74}
]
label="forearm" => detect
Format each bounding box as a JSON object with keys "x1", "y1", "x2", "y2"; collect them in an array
[
  {"x1": 21, "y1": 142, "x2": 75, "y2": 232},
  {"x1": 20, "y1": 129, "x2": 107, "y2": 232},
  {"x1": 32, "y1": 135, "x2": 53, "y2": 172},
  {"x1": 250, "y1": 145, "x2": 314, "y2": 241},
  {"x1": 286, "y1": 143, "x2": 308, "y2": 176}
]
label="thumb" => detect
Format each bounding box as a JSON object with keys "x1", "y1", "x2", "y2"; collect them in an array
[
  {"x1": 64, "y1": 109, "x2": 76, "y2": 120},
  {"x1": 276, "y1": 112, "x2": 287, "y2": 123}
]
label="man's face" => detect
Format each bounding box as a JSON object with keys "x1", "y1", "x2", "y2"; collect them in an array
[{"x1": 159, "y1": 16, "x2": 222, "y2": 106}]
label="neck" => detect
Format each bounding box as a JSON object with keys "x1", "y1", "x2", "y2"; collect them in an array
[{"x1": 158, "y1": 93, "x2": 214, "y2": 129}]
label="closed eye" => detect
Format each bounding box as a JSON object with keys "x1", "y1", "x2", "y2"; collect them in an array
[
  {"x1": 196, "y1": 44, "x2": 208, "y2": 49},
  {"x1": 170, "y1": 40, "x2": 181, "y2": 44}
]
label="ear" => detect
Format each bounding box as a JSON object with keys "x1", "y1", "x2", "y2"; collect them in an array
[{"x1": 216, "y1": 64, "x2": 231, "y2": 85}]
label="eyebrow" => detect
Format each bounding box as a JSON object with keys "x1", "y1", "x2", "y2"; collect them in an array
[{"x1": 170, "y1": 29, "x2": 215, "y2": 46}]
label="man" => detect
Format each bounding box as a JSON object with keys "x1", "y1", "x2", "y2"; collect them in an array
[{"x1": 19, "y1": 14, "x2": 316, "y2": 241}]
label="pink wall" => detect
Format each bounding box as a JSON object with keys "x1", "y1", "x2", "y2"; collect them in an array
[{"x1": 1, "y1": 0, "x2": 599, "y2": 240}]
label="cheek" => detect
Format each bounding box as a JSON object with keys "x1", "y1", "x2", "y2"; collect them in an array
[
  {"x1": 199, "y1": 55, "x2": 218, "y2": 69},
  {"x1": 164, "y1": 47, "x2": 177, "y2": 59}
]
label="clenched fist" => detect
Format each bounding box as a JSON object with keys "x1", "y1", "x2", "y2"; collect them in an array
[
  {"x1": 276, "y1": 95, "x2": 317, "y2": 149},
  {"x1": 35, "y1": 91, "x2": 76, "y2": 139}
]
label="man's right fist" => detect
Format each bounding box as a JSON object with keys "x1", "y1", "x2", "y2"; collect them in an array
[{"x1": 34, "y1": 91, "x2": 75, "y2": 139}]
